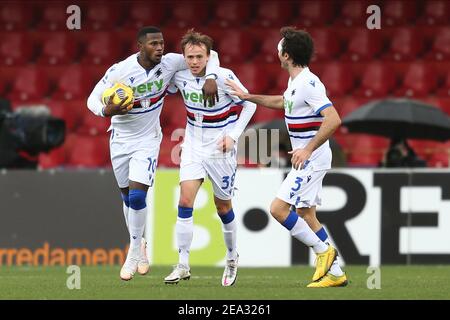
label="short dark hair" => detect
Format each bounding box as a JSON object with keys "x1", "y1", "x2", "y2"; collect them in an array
[
  {"x1": 180, "y1": 29, "x2": 213, "y2": 55},
  {"x1": 137, "y1": 26, "x2": 162, "y2": 42},
  {"x1": 280, "y1": 27, "x2": 314, "y2": 67}
]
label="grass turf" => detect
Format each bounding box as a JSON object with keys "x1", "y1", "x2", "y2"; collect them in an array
[{"x1": 0, "y1": 265, "x2": 449, "y2": 300}]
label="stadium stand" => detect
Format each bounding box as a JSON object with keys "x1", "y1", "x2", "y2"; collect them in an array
[{"x1": 0, "y1": 0, "x2": 447, "y2": 169}]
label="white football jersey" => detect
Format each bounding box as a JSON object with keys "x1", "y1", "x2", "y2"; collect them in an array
[
  {"x1": 87, "y1": 52, "x2": 220, "y2": 141},
  {"x1": 283, "y1": 67, "x2": 333, "y2": 171},
  {"x1": 170, "y1": 67, "x2": 256, "y2": 158}
]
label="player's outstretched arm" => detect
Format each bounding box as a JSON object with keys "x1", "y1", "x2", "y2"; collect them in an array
[
  {"x1": 289, "y1": 106, "x2": 341, "y2": 170},
  {"x1": 225, "y1": 79, "x2": 283, "y2": 109}
]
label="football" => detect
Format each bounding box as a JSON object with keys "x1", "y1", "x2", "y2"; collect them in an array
[{"x1": 102, "y1": 83, "x2": 134, "y2": 110}]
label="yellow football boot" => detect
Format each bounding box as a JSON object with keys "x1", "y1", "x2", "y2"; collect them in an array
[
  {"x1": 312, "y1": 245, "x2": 337, "y2": 281},
  {"x1": 307, "y1": 273, "x2": 348, "y2": 288}
]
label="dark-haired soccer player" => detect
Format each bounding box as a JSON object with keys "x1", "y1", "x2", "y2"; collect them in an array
[
  {"x1": 226, "y1": 27, "x2": 347, "y2": 287},
  {"x1": 87, "y1": 26, "x2": 220, "y2": 281}
]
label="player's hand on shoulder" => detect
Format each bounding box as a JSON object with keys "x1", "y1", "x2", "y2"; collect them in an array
[
  {"x1": 225, "y1": 79, "x2": 247, "y2": 100},
  {"x1": 103, "y1": 93, "x2": 133, "y2": 117},
  {"x1": 202, "y1": 79, "x2": 219, "y2": 107},
  {"x1": 217, "y1": 136, "x2": 235, "y2": 153}
]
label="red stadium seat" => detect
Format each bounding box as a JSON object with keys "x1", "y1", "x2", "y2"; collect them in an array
[
  {"x1": 427, "y1": 152, "x2": 449, "y2": 168},
  {"x1": 252, "y1": 1, "x2": 294, "y2": 28},
  {"x1": 320, "y1": 63, "x2": 355, "y2": 97},
  {"x1": 37, "y1": 32, "x2": 78, "y2": 65},
  {"x1": 354, "y1": 62, "x2": 397, "y2": 98},
  {"x1": 425, "y1": 28, "x2": 450, "y2": 61},
  {"x1": 217, "y1": 31, "x2": 254, "y2": 64},
  {"x1": 161, "y1": 95, "x2": 186, "y2": 132},
  {"x1": 341, "y1": 28, "x2": 383, "y2": 62},
  {"x1": 121, "y1": 2, "x2": 166, "y2": 30},
  {"x1": 437, "y1": 73, "x2": 450, "y2": 97},
  {"x1": 81, "y1": 32, "x2": 122, "y2": 65},
  {"x1": 165, "y1": 1, "x2": 210, "y2": 28},
  {"x1": 345, "y1": 134, "x2": 388, "y2": 166},
  {"x1": 0, "y1": 3, "x2": 34, "y2": 31},
  {"x1": 335, "y1": 0, "x2": 373, "y2": 27},
  {"x1": 232, "y1": 64, "x2": 272, "y2": 93},
  {"x1": 78, "y1": 112, "x2": 111, "y2": 136},
  {"x1": 38, "y1": 146, "x2": 67, "y2": 169},
  {"x1": 66, "y1": 134, "x2": 110, "y2": 168},
  {"x1": 436, "y1": 98, "x2": 450, "y2": 115},
  {"x1": 383, "y1": 27, "x2": 425, "y2": 61},
  {"x1": 209, "y1": 1, "x2": 252, "y2": 28},
  {"x1": 272, "y1": 69, "x2": 290, "y2": 94},
  {"x1": 46, "y1": 101, "x2": 82, "y2": 133},
  {"x1": 395, "y1": 63, "x2": 438, "y2": 97},
  {"x1": 253, "y1": 29, "x2": 283, "y2": 64},
  {"x1": 53, "y1": 66, "x2": 93, "y2": 100},
  {"x1": 0, "y1": 32, "x2": 34, "y2": 66},
  {"x1": 333, "y1": 97, "x2": 369, "y2": 119},
  {"x1": 417, "y1": 0, "x2": 450, "y2": 26},
  {"x1": 36, "y1": 2, "x2": 72, "y2": 31},
  {"x1": 159, "y1": 136, "x2": 182, "y2": 168},
  {"x1": 85, "y1": 2, "x2": 123, "y2": 30},
  {"x1": 383, "y1": 0, "x2": 417, "y2": 26},
  {"x1": 297, "y1": 0, "x2": 336, "y2": 27},
  {"x1": 252, "y1": 108, "x2": 284, "y2": 124},
  {"x1": 309, "y1": 28, "x2": 342, "y2": 62},
  {"x1": 9, "y1": 68, "x2": 50, "y2": 101}
]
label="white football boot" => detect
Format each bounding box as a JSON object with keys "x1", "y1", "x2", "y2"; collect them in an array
[
  {"x1": 137, "y1": 238, "x2": 150, "y2": 275},
  {"x1": 222, "y1": 254, "x2": 239, "y2": 287},
  {"x1": 120, "y1": 247, "x2": 140, "y2": 281},
  {"x1": 164, "y1": 264, "x2": 191, "y2": 284}
]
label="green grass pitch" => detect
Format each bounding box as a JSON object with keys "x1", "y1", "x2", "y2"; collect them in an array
[{"x1": 1, "y1": 265, "x2": 449, "y2": 300}]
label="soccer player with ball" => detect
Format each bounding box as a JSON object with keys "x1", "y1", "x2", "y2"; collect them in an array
[
  {"x1": 226, "y1": 27, "x2": 347, "y2": 287},
  {"x1": 163, "y1": 30, "x2": 256, "y2": 287},
  {"x1": 87, "y1": 27, "x2": 220, "y2": 281}
]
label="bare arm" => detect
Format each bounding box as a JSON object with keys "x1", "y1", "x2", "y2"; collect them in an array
[
  {"x1": 305, "y1": 106, "x2": 341, "y2": 152},
  {"x1": 225, "y1": 79, "x2": 284, "y2": 109},
  {"x1": 289, "y1": 106, "x2": 341, "y2": 169}
]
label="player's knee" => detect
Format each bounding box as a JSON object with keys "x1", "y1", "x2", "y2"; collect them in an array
[
  {"x1": 178, "y1": 195, "x2": 194, "y2": 208},
  {"x1": 214, "y1": 198, "x2": 232, "y2": 214},
  {"x1": 269, "y1": 201, "x2": 282, "y2": 220},
  {"x1": 129, "y1": 189, "x2": 147, "y2": 210}
]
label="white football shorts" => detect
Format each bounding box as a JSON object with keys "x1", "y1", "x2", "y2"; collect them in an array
[
  {"x1": 110, "y1": 129, "x2": 162, "y2": 189},
  {"x1": 276, "y1": 163, "x2": 327, "y2": 208},
  {"x1": 179, "y1": 149, "x2": 237, "y2": 200}
]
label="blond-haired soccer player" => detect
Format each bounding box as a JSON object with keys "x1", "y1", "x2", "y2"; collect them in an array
[
  {"x1": 226, "y1": 27, "x2": 347, "y2": 287},
  {"x1": 163, "y1": 30, "x2": 256, "y2": 286},
  {"x1": 87, "y1": 26, "x2": 220, "y2": 281}
]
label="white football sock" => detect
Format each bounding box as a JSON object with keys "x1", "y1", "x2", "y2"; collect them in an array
[
  {"x1": 176, "y1": 216, "x2": 193, "y2": 267},
  {"x1": 128, "y1": 207, "x2": 146, "y2": 251},
  {"x1": 290, "y1": 217, "x2": 328, "y2": 253},
  {"x1": 222, "y1": 219, "x2": 237, "y2": 260},
  {"x1": 123, "y1": 202, "x2": 129, "y2": 228}
]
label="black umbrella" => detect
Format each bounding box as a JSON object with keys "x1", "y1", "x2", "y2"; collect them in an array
[{"x1": 342, "y1": 98, "x2": 450, "y2": 142}]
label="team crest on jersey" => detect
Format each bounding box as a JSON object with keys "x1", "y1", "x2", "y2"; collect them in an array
[
  {"x1": 140, "y1": 98, "x2": 150, "y2": 108},
  {"x1": 194, "y1": 112, "x2": 203, "y2": 123}
]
